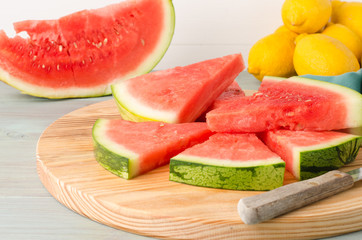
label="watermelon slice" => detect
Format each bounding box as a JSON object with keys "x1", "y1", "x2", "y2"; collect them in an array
[
  {"x1": 92, "y1": 119, "x2": 213, "y2": 179},
  {"x1": 260, "y1": 130, "x2": 362, "y2": 180},
  {"x1": 207, "y1": 76, "x2": 362, "y2": 132},
  {"x1": 196, "y1": 81, "x2": 245, "y2": 122},
  {"x1": 169, "y1": 133, "x2": 285, "y2": 191},
  {"x1": 208, "y1": 81, "x2": 245, "y2": 109},
  {"x1": 0, "y1": 0, "x2": 175, "y2": 98},
  {"x1": 111, "y1": 53, "x2": 245, "y2": 123}
]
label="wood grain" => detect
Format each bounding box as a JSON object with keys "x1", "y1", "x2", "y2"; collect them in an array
[
  {"x1": 37, "y1": 94, "x2": 362, "y2": 240},
  {"x1": 238, "y1": 170, "x2": 355, "y2": 225}
]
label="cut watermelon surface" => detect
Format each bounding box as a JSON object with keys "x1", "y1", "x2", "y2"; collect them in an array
[
  {"x1": 207, "y1": 76, "x2": 362, "y2": 133},
  {"x1": 260, "y1": 130, "x2": 362, "y2": 180},
  {"x1": 208, "y1": 80, "x2": 245, "y2": 109},
  {"x1": 111, "y1": 53, "x2": 245, "y2": 123},
  {"x1": 92, "y1": 119, "x2": 212, "y2": 179},
  {"x1": 0, "y1": 0, "x2": 175, "y2": 98},
  {"x1": 196, "y1": 81, "x2": 245, "y2": 122},
  {"x1": 169, "y1": 133, "x2": 285, "y2": 191}
]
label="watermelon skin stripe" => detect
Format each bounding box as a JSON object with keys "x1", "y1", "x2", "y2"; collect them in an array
[
  {"x1": 297, "y1": 136, "x2": 362, "y2": 180},
  {"x1": 93, "y1": 140, "x2": 131, "y2": 179},
  {"x1": 92, "y1": 119, "x2": 140, "y2": 179},
  {"x1": 169, "y1": 160, "x2": 285, "y2": 191},
  {"x1": 261, "y1": 130, "x2": 362, "y2": 180}
]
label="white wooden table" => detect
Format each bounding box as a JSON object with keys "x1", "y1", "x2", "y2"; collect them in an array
[{"x1": 1, "y1": 71, "x2": 361, "y2": 240}]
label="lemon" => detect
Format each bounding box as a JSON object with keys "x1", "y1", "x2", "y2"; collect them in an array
[
  {"x1": 248, "y1": 31, "x2": 297, "y2": 81},
  {"x1": 282, "y1": 0, "x2": 332, "y2": 34},
  {"x1": 274, "y1": 25, "x2": 299, "y2": 37},
  {"x1": 331, "y1": 0, "x2": 362, "y2": 41},
  {"x1": 293, "y1": 34, "x2": 360, "y2": 76},
  {"x1": 322, "y1": 23, "x2": 362, "y2": 63}
]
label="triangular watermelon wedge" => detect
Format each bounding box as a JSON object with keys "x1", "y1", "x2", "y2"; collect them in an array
[
  {"x1": 170, "y1": 133, "x2": 285, "y2": 191},
  {"x1": 0, "y1": 0, "x2": 175, "y2": 98},
  {"x1": 196, "y1": 81, "x2": 245, "y2": 122},
  {"x1": 260, "y1": 130, "x2": 362, "y2": 180},
  {"x1": 207, "y1": 76, "x2": 362, "y2": 132},
  {"x1": 92, "y1": 119, "x2": 213, "y2": 179},
  {"x1": 111, "y1": 53, "x2": 245, "y2": 123}
]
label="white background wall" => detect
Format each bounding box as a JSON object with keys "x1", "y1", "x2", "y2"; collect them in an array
[
  {"x1": 159, "y1": 0, "x2": 284, "y2": 70},
  {"x1": 0, "y1": 0, "x2": 355, "y2": 71}
]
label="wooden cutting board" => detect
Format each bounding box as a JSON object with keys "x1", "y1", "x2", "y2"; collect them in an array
[{"x1": 37, "y1": 93, "x2": 362, "y2": 240}]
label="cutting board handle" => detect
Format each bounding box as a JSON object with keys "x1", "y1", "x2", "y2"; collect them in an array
[{"x1": 238, "y1": 170, "x2": 354, "y2": 225}]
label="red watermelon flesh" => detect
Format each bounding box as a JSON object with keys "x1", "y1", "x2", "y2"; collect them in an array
[
  {"x1": 206, "y1": 76, "x2": 362, "y2": 132},
  {"x1": 0, "y1": 0, "x2": 175, "y2": 98},
  {"x1": 112, "y1": 53, "x2": 245, "y2": 123},
  {"x1": 196, "y1": 81, "x2": 245, "y2": 122},
  {"x1": 92, "y1": 119, "x2": 213, "y2": 179},
  {"x1": 210, "y1": 81, "x2": 245, "y2": 109},
  {"x1": 177, "y1": 133, "x2": 280, "y2": 162}
]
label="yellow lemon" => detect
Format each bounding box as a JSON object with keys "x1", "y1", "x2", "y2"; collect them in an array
[
  {"x1": 274, "y1": 25, "x2": 299, "y2": 37},
  {"x1": 322, "y1": 23, "x2": 362, "y2": 63},
  {"x1": 282, "y1": 0, "x2": 332, "y2": 34},
  {"x1": 248, "y1": 31, "x2": 297, "y2": 81},
  {"x1": 293, "y1": 34, "x2": 360, "y2": 76},
  {"x1": 331, "y1": 1, "x2": 362, "y2": 42},
  {"x1": 331, "y1": 0, "x2": 344, "y2": 13}
]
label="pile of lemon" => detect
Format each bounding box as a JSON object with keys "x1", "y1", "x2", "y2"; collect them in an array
[{"x1": 248, "y1": 0, "x2": 362, "y2": 81}]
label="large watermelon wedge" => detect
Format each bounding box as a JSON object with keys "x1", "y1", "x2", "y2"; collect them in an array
[
  {"x1": 196, "y1": 81, "x2": 245, "y2": 122},
  {"x1": 169, "y1": 133, "x2": 285, "y2": 191},
  {"x1": 208, "y1": 81, "x2": 245, "y2": 109},
  {"x1": 260, "y1": 130, "x2": 362, "y2": 180},
  {"x1": 0, "y1": 0, "x2": 175, "y2": 98},
  {"x1": 92, "y1": 119, "x2": 212, "y2": 179},
  {"x1": 112, "y1": 53, "x2": 245, "y2": 123},
  {"x1": 207, "y1": 76, "x2": 362, "y2": 132}
]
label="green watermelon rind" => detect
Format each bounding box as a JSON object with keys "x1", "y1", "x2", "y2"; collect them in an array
[
  {"x1": 0, "y1": 0, "x2": 175, "y2": 99},
  {"x1": 93, "y1": 140, "x2": 130, "y2": 179},
  {"x1": 288, "y1": 76, "x2": 362, "y2": 128},
  {"x1": 292, "y1": 134, "x2": 362, "y2": 180},
  {"x1": 169, "y1": 155, "x2": 285, "y2": 191},
  {"x1": 92, "y1": 119, "x2": 140, "y2": 179}
]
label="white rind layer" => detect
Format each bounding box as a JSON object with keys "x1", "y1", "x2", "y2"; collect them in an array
[
  {"x1": 0, "y1": 66, "x2": 112, "y2": 98},
  {"x1": 112, "y1": 81, "x2": 179, "y2": 123},
  {"x1": 291, "y1": 134, "x2": 361, "y2": 179},
  {"x1": 172, "y1": 154, "x2": 285, "y2": 168},
  {"x1": 92, "y1": 119, "x2": 140, "y2": 177}
]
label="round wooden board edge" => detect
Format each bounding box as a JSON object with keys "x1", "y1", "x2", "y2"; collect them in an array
[{"x1": 36, "y1": 97, "x2": 362, "y2": 240}]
